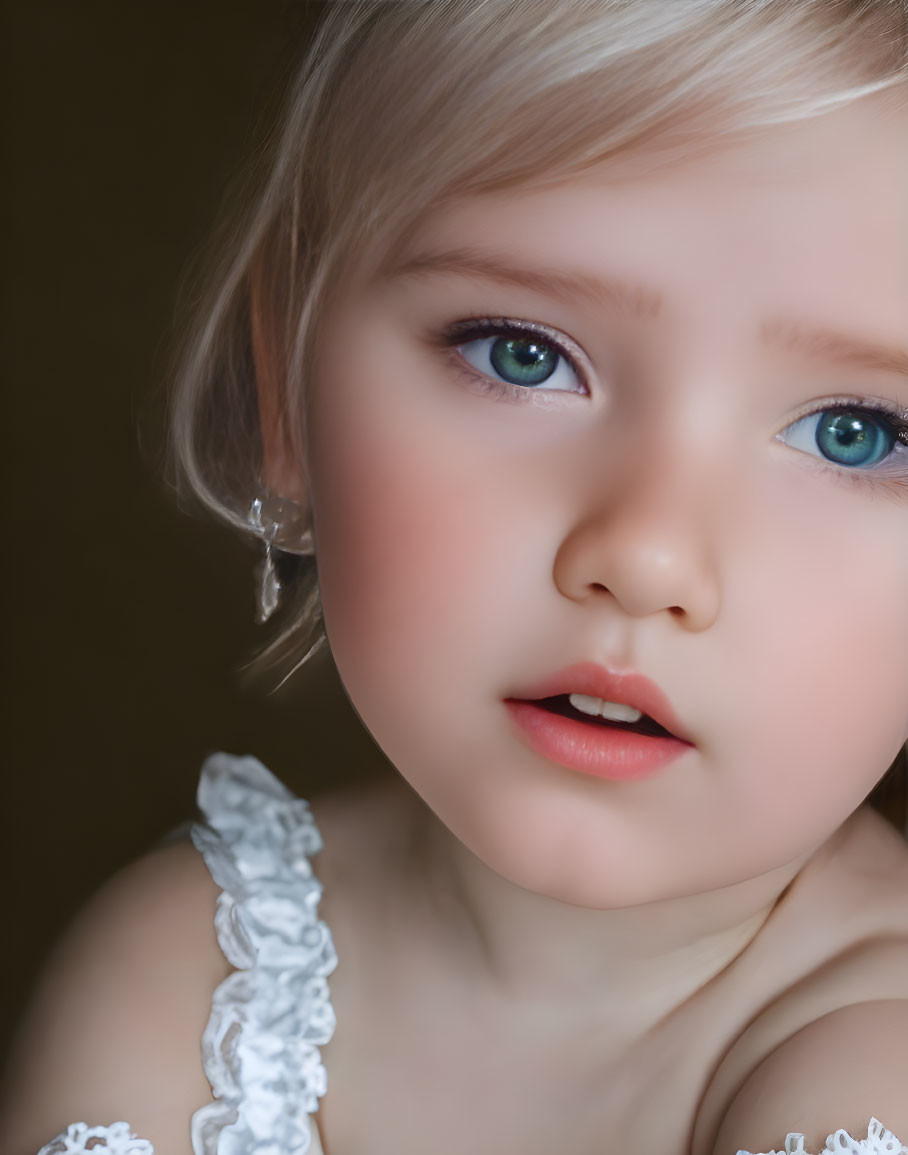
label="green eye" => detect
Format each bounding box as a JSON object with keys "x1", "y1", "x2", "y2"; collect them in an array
[
  {"x1": 779, "y1": 406, "x2": 902, "y2": 469},
  {"x1": 489, "y1": 336, "x2": 559, "y2": 386},
  {"x1": 813, "y1": 411, "x2": 894, "y2": 467},
  {"x1": 454, "y1": 323, "x2": 583, "y2": 394}
]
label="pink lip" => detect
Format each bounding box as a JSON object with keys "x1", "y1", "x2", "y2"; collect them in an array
[
  {"x1": 508, "y1": 661, "x2": 693, "y2": 743},
  {"x1": 503, "y1": 662, "x2": 695, "y2": 782}
]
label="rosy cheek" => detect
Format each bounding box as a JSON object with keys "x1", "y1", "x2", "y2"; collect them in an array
[
  {"x1": 727, "y1": 512, "x2": 908, "y2": 812},
  {"x1": 309, "y1": 373, "x2": 478, "y2": 688}
]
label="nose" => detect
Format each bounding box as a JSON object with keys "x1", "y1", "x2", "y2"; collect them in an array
[{"x1": 552, "y1": 460, "x2": 722, "y2": 632}]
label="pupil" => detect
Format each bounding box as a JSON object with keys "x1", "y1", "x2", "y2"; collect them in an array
[
  {"x1": 490, "y1": 336, "x2": 557, "y2": 385},
  {"x1": 816, "y1": 411, "x2": 893, "y2": 468}
]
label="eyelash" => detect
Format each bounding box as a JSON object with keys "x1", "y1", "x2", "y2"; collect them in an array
[
  {"x1": 436, "y1": 317, "x2": 908, "y2": 491},
  {"x1": 440, "y1": 317, "x2": 586, "y2": 404},
  {"x1": 786, "y1": 397, "x2": 908, "y2": 496}
]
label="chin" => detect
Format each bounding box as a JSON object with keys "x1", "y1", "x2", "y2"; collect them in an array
[{"x1": 450, "y1": 808, "x2": 694, "y2": 910}]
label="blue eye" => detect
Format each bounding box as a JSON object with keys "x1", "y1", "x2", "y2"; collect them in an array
[
  {"x1": 454, "y1": 322, "x2": 583, "y2": 393},
  {"x1": 779, "y1": 405, "x2": 907, "y2": 469},
  {"x1": 488, "y1": 335, "x2": 559, "y2": 386}
]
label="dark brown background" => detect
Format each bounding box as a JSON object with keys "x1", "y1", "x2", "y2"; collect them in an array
[{"x1": 2, "y1": 0, "x2": 380, "y2": 1058}]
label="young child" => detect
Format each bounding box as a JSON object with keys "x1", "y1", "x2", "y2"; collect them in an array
[{"x1": 3, "y1": 1, "x2": 908, "y2": 1152}]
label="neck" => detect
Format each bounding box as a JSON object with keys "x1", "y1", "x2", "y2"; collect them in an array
[{"x1": 406, "y1": 793, "x2": 813, "y2": 1034}]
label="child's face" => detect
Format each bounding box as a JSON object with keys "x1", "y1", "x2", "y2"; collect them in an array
[{"x1": 302, "y1": 95, "x2": 908, "y2": 906}]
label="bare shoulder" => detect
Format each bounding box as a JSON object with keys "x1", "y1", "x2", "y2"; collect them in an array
[
  {"x1": 704, "y1": 810, "x2": 908, "y2": 1154},
  {"x1": 0, "y1": 838, "x2": 230, "y2": 1155},
  {"x1": 711, "y1": 998, "x2": 908, "y2": 1154}
]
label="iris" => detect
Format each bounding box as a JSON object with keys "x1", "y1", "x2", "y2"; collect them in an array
[
  {"x1": 815, "y1": 411, "x2": 894, "y2": 467},
  {"x1": 489, "y1": 336, "x2": 558, "y2": 386}
]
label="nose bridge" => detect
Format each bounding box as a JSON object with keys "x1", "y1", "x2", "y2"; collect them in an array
[{"x1": 553, "y1": 433, "x2": 725, "y2": 630}]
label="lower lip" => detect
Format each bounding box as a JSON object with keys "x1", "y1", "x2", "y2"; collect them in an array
[{"x1": 504, "y1": 700, "x2": 693, "y2": 781}]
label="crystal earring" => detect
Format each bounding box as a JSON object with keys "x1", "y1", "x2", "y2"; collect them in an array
[{"x1": 247, "y1": 494, "x2": 314, "y2": 623}]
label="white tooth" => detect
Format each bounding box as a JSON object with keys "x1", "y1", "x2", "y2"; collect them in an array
[
  {"x1": 599, "y1": 700, "x2": 644, "y2": 723},
  {"x1": 568, "y1": 694, "x2": 643, "y2": 723},
  {"x1": 569, "y1": 693, "x2": 602, "y2": 717}
]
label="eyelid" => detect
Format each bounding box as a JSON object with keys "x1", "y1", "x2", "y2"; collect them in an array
[
  {"x1": 791, "y1": 391, "x2": 908, "y2": 420},
  {"x1": 443, "y1": 316, "x2": 591, "y2": 393},
  {"x1": 779, "y1": 394, "x2": 908, "y2": 446},
  {"x1": 776, "y1": 394, "x2": 908, "y2": 492}
]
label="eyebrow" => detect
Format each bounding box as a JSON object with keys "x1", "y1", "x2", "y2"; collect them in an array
[
  {"x1": 759, "y1": 319, "x2": 908, "y2": 380},
  {"x1": 388, "y1": 246, "x2": 908, "y2": 380},
  {"x1": 388, "y1": 246, "x2": 663, "y2": 319}
]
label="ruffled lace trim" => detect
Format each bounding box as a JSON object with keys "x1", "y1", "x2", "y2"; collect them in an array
[
  {"x1": 36, "y1": 1113, "x2": 907, "y2": 1155},
  {"x1": 738, "y1": 1117, "x2": 907, "y2": 1154},
  {"x1": 38, "y1": 1122, "x2": 154, "y2": 1154},
  {"x1": 188, "y1": 753, "x2": 337, "y2": 1155}
]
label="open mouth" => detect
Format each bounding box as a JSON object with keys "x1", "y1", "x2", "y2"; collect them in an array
[{"x1": 529, "y1": 695, "x2": 674, "y2": 739}]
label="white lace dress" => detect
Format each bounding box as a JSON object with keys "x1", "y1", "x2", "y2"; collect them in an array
[{"x1": 36, "y1": 753, "x2": 907, "y2": 1155}]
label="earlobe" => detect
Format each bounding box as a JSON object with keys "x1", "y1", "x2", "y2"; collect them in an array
[{"x1": 258, "y1": 397, "x2": 310, "y2": 509}]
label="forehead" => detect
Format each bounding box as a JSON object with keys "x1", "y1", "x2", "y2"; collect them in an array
[{"x1": 393, "y1": 97, "x2": 908, "y2": 343}]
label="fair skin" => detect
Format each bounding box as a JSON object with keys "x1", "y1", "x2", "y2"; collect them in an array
[
  {"x1": 305, "y1": 93, "x2": 908, "y2": 920},
  {"x1": 295, "y1": 93, "x2": 908, "y2": 1149},
  {"x1": 2, "y1": 94, "x2": 908, "y2": 1155}
]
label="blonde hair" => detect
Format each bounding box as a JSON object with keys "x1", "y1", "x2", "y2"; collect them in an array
[{"x1": 169, "y1": 0, "x2": 908, "y2": 681}]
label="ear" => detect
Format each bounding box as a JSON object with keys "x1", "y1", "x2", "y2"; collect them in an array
[
  {"x1": 256, "y1": 363, "x2": 309, "y2": 507},
  {"x1": 250, "y1": 258, "x2": 310, "y2": 509}
]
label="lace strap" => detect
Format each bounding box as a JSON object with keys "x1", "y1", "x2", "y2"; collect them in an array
[
  {"x1": 35, "y1": 755, "x2": 335, "y2": 1155},
  {"x1": 37, "y1": 1122, "x2": 154, "y2": 1154},
  {"x1": 738, "y1": 1117, "x2": 907, "y2": 1154},
  {"x1": 188, "y1": 753, "x2": 338, "y2": 1155}
]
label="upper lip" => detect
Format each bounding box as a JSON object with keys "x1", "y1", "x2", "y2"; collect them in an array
[{"x1": 506, "y1": 661, "x2": 694, "y2": 744}]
